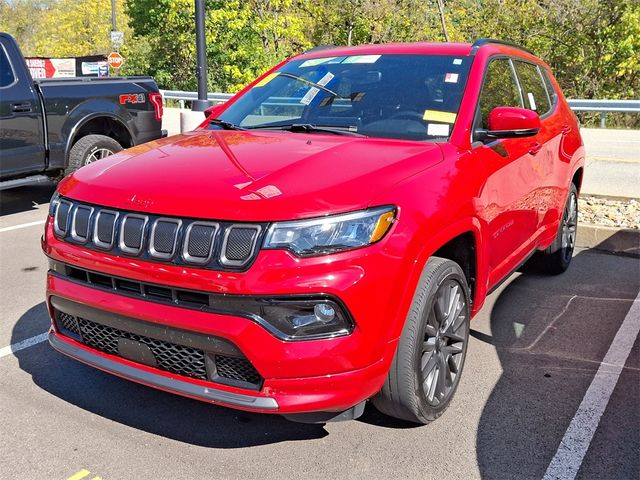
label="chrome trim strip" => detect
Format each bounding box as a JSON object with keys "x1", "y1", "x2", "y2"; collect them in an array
[
  {"x1": 118, "y1": 213, "x2": 149, "y2": 255},
  {"x1": 70, "y1": 205, "x2": 94, "y2": 243},
  {"x1": 49, "y1": 331, "x2": 278, "y2": 410},
  {"x1": 219, "y1": 224, "x2": 262, "y2": 267},
  {"x1": 53, "y1": 199, "x2": 73, "y2": 237},
  {"x1": 92, "y1": 209, "x2": 119, "y2": 250},
  {"x1": 148, "y1": 217, "x2": 182, "y2": 260},
  {"x1": 182, "y1": 221, "x2": 219, "y2": 264}
]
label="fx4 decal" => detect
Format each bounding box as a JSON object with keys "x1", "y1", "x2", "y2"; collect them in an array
[{"x1": 119, "y1": 93, "x2": 146, "y2": 105}]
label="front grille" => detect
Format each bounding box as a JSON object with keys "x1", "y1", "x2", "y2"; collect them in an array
[
  {"x1": 53, "y1": 198, "x2": 265, "y2": 271},
  {"x1": 225, "y1": 227, "x2": 258, "y2": 261},
  {"x1": 55, "y1": 310, "x2": 263, "y2": 389}
]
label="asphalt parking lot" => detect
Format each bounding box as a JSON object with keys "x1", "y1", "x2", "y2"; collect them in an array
[{"x1": 1, "y1": 184, "x2": 638, "y2": 480}]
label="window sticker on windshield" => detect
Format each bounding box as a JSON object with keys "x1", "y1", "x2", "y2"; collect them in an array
[
  {"x1": 342, "y1": 55, "x2": 381, "y2": 64},
  {"x1": 317, "y1": 72, "x2": 335, "y2": 87},
  {"x1": 300, "y1": 87, "x2": 320, "y2": 105},
  {"x1": 423, "y1": 110, "x2": 457, "y2": 123},
  {"x1": 427, "y1": 123, "x2": 450, "y2": 136},
  {"x1": 453, "y1": 58, "x2": 463, "y2": 65},
  {"x1": 254, "y1": 72, "x2": 279, "y2": 87},
  {"x1": 444, "y1": 73, "x2": 459, "y2": 83},
  {"x1": 300, "y1": 57, "x2": 337, "y2": 68}
]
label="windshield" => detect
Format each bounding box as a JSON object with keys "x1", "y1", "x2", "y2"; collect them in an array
[{"x1": 215, "y1": 54, "x2": 472, "y2": 141}]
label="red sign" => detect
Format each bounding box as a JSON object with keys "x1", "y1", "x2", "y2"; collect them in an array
[{"x1": 108, "y1": 52, "x2": 124, "y2": 69}]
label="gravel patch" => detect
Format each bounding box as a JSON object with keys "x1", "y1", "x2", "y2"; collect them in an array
[{"x1": 579, "y1": 195, "x2": 640, "y2": 230}]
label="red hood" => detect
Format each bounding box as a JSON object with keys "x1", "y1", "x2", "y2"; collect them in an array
[{"x1": 60, "y1": 130, "x2": 442, "y2": 221}]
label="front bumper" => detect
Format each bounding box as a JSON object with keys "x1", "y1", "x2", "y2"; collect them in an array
[{"x1": 43, "y1": 216, "x2": 408, "y2": 415}]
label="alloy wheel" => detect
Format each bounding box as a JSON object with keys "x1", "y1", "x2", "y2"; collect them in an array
[
  {"x1": 85, "y1": 148, "x2": 114, "y2": 165},
  {"x1": 420, "y1": 279, "x2": 468, "y2": 406},
  {"x1": 561, "y1": 192, "x2": 578, "y2": 263}
]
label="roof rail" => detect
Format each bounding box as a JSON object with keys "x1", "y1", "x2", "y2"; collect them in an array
[
  {"x1": 303, "y1": 45, "x2": 338, "y2": 54},
  {"x1": 471, "y1": 38, "x2": 535, "y2": 55}
]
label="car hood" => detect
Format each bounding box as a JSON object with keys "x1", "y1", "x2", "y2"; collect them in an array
[{"x1": 60, "y1": 130, "x2": 443, "y2": 221}]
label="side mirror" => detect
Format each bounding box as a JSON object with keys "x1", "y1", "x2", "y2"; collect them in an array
[
  {"x1": 475, "y1": 107, "x2": 540, "y2": 141},
  {"x1": 204, "y1": 104, "x2": 225, "y2": 119}
]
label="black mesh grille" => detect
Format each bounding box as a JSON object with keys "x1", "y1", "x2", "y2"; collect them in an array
[
  {"x1": 215, "y1": 355, "x2": 262, "y2": 385},
  {"x1": 96, "y1": 211, "x2": 116, "y2": 245},
  {"x1": 56, "y1": 201, "x2": 71, "y2": 233},
  {"x1": 122, "y1": 216, "x2": 145, "y2": 250},
  {"x1": 74, "y1": 206, "x2": 91, "y2": 239},
  {"x1": 76, "y1": 316, "x2": 208, "y2": 380},
  {"x1": 57, "y1": 311, "x2": 80, "y2": 334},
  {"x1": 187, "y1": 224, "x2": 216, "y2": 258},
  {"x1": 55, "y1": 309, "x2": 263, "y2": 387},
  {"x1": 152, "y1": 220, "x2": 178, "y2": 254},
  {"x1": 225, "y1": 228, "x2": 257, "y2": 261}
]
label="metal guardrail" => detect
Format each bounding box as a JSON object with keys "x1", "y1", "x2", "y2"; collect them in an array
[{"x1": 160, "y1": 90, "x2": 640, "y2": 128}]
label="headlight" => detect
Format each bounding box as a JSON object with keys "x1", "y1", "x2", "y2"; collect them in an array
[
  {"x1": 48, "y1": 191, "x2": 60, "y2": 217},
  {"x1": 263, "y1": 206, "x2": 396, "y2": 257}
]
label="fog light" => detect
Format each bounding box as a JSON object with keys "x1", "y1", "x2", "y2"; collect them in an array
[{"x1": 314, "y1": 303, "x2": 336, "y2": 323}]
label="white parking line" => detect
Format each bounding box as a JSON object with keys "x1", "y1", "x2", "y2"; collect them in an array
[
  {"x1": 0, "y1": 219, "x2": 46, "y2": 233},
  {"x1": 543, "y1": 291, "x2": 640, "y2": 480},
  {"x1": 0, "y1": 332, "x2": 48, "y2": 359}
]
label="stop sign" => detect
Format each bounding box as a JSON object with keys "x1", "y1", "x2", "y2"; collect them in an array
[{"x1": 108, "y1": 52, "x2": 124, "y2": 69}]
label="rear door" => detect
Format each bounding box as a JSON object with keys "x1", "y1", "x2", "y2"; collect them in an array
[
  {"x1": 0, "y1": 35, "x2": 45, "y2": 178},
  {"x1": 472, "y1": 57, "x2": 539, "y2": 286}
]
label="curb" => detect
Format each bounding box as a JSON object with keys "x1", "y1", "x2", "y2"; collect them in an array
[{"x1": 577, "y1": 224, "x2": 640, "y2": 257}]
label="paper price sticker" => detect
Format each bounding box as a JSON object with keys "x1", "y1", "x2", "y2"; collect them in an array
[
  {"x1": 427, "y1": 123, "x2": 450, "y2": 136},
  {"x1": 445, "y1": 73, "x2": 459, "y2": 83},
  {"x1": 423, "y1": 110, "x2": 457, "y2": 123},
  {"x1": 300, "y1": 87, "x2": 320, "y2": 105}
]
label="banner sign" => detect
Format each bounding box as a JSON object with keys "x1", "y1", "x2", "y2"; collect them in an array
[{"x1": 25, "y1": 55, "x2": 109, "y2": 78}]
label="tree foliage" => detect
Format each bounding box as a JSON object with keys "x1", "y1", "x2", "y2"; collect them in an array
[{"x1": 1, "y1": 0, "x2": 638, "y2": 125}]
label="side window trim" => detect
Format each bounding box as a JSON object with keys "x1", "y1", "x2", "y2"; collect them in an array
[
  {"x1": 508, "y1": 58, "x2": 525, "y2": 108},
  {"x1": 0, "y1": 42, "x2": 18, "y2": 89}
]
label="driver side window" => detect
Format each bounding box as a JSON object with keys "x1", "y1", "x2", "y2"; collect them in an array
[{"x1": 477, "y1": 59, "x2": 523, "y2": 129}]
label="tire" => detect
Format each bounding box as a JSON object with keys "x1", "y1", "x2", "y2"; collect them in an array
[
  {"x1": 65, "y1": 134, "x2": 122, "y2": 175},
  {"x1": 372, "y1": 257, "x2": 471, "y2": 424},
  {"x1": 531, "y1": 183, "x2": 578, "y2": 275}
]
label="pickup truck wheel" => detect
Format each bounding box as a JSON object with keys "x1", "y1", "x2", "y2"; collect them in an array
[
  {"x1": 532, "y1": 183, "x2": 578, "y2": 274},
  {"x1": 66, "y1": 134, "x2": 123, "y2": 175},
  {"x1": 372, "y1": 257, "x2": 470, "y2": 424}
]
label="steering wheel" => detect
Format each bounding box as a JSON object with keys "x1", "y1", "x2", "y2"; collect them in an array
[{"x1": 389, "y1": 110, "x2": 425, "y2": 121}]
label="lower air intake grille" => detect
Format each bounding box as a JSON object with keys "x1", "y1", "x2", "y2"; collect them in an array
[
  {"x1": 55, "y1": 310, "x2": 263, "y2": 388},
  {"x1": 215, "y1": 355, "x2": 262, "y2": 385}
]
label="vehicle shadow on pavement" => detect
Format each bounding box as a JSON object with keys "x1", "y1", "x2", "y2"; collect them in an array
[
  {"x1": 12, "y1": 304, "x2": 329, "y2": 448},
  {"x1": 475, "y1": 244, "x2": 640, "y2": 479},
  {"x1": 0, "y1": 184, "x2": 56, "y2": 217}
]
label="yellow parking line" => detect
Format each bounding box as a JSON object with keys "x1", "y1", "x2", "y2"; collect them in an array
[{"x1": 67, "y1": 470, "x2": 91, "y2": 480}]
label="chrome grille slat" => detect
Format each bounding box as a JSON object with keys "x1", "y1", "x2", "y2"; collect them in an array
[{"x1": 53, "y1": 198, "x2": 264, "y2": 271}]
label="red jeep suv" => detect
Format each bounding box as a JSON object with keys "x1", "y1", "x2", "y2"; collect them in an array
[{"x1": 43, "y1": 39, "x2": 584, "y2": 424}]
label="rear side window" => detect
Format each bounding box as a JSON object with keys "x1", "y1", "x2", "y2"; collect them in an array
[
  {"x1": 477, "y1": 58, "x2": 523, "y2": 129},
  {"x1": 0, "y1": 45, "x2": 15, "y2": 87},
  {"x1": 540, "y1": 68, "x2": 558, "y2": 108},
  {"x1": 514, "y1": 61, "x2": 551, "y2": 115}
]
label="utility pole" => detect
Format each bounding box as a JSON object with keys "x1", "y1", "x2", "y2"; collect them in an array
[
  {"x1": 193, "y1": 0, "x2": 212, "y2": 111},
  {"x1": 111, "y1": 0, "x2": 117, "y2": 32}
]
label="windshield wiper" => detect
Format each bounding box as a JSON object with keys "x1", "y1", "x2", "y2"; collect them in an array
[
  {"x1": 249, "y1": 124, "x2": 365, "y2": 137},
  {"x1": 209, "y1": 118, "x2": 246, "y2": 130},
  {"x1": 277, "y1": 73, "x2": 343, "y2": 98}
]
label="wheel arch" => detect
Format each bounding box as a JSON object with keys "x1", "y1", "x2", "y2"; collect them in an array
[
  {"x1": 64, "y1": 113, "x2": 133, "y2": 163},
  {"x1": 388, "y1": 217, "x2": 488, "y2": 345},
  {"x1": 571, "y1": 166, "x2": 584, "y2": 193}
]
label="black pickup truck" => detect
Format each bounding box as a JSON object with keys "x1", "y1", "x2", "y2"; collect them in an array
[{"x1": 0, "y1": 32, "x2": 165, "y2": 190}]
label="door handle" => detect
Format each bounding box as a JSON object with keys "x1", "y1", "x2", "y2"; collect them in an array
[
  {"x1": 561, "y1": 124, "x2": 572, "y2": 135},
  {"x1": 529, "y1": 142, "x2": 543, "y2": 155},
  {"x1": 11, "y1": 102, "x2": 32, "y2": 113}
]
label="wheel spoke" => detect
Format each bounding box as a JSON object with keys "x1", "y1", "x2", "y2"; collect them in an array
[{"x1": 434, "y1": 352, "x2": 447, "y2": 401}]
